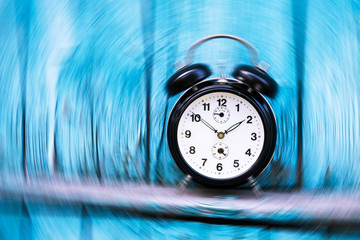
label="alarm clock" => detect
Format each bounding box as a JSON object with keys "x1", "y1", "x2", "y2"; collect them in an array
[{"x1": 166, "y1": 35, "x2": 278, "y2": 187}]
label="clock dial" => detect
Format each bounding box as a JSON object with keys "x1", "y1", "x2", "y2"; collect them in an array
[
  {"x1": 213, "y1": 106, "x2": 230, "y2": 123},
  {"x1": 177, "y1": 91, "x2": 265, "y2": 180}
]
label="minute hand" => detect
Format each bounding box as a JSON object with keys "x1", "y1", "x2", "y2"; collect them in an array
[{"x1": 225, "y1": 120, "x2": 245, "y2": 134}]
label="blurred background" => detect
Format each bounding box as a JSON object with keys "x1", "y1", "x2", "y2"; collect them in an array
[{"x1": 0, "y1": 0, "x2": 360, "y2": 239}]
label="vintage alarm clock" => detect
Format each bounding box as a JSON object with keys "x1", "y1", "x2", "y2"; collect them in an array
[{"x1": 166, "y1": 35, "x2": 278, "y2": 187}]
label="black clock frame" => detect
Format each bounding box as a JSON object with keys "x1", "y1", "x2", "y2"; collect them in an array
[{"x1": 167, "y1": 78, "x2": 277, "y2": 187}]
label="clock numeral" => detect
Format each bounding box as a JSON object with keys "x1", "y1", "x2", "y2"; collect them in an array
[
  {"x1": 203, "y1": 103, "x2": 210, "y2": 111},
  {"x1": 236, "y1": 104, "x2": 240, "y2": 112},
  {"x1": 245, "y1": 148, "x2": 251, "y2": 156},
  {"x1": 233, "y1": 160, "x2": 239, "y2": 167},
  {"x1": 202, "y1": 158, "x2": 207, "y2": 166},
  {"x1": 247, "y1": 115, "x2": 253, "y2": 124},
  {"x1": 185, "y1": 130, "x2": 191, "y2": 138},
  {"x1": 216, "y1": 163, "x2": 223, "y2": 171},
  {"x1": 189, "y1": 146, "x2": 196, "y2": 154},
  {"x1": 251, "y1": 133, "x2": 257, "y2": 141},
  {"x1": 217, "y1": 98, "x2": 227, "y2": 107},
  {"x1": 191, "y1": 114, "x2": 200, "y2": 122}
]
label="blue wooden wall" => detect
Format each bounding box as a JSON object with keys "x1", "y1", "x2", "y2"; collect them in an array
[{"x1": 0, "y1": 0, "x2": 360, "y2": 239}]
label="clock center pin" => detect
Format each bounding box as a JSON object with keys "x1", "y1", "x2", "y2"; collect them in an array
[{"x1": 217, "y1": 132, "x2": 225, "y2": 139}]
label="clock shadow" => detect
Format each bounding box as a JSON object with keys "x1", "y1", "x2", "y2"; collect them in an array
[{"x1": 180, "y1": 180, "x2": 261, "y2": 199}]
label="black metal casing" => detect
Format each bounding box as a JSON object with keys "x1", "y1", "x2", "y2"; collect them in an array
[{"x1": 167, "y1": 79, "x2": 277, "y2": 187}]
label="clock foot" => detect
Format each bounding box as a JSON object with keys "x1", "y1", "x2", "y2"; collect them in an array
[
  {"x1": 178, "y1": 174, "x2": 192, "y2": 194},
  {"x1": 248, "y1": 176, "x2": 263, "y2": 198}
]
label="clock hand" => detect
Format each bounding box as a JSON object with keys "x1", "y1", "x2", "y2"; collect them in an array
[
  {"x1": 200, "y1": 116, "x2": 218, "y2": 133},
  {"x1": 224, "y1": 120, "x2": 245, "y2": 134},
  {"x1": 213, "y1": 112, "x2": 225, "y2": 117},
  {"x1": 192, "y1": 112, "x2": 218, "y2": 133}
]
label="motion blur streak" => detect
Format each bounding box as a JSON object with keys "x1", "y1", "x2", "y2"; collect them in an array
[{"x1": 0, "y1": 0, "x2": 360, "y2": 239}]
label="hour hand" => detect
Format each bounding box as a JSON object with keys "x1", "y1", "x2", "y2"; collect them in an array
[
  {"x1": 192, "y1": 113, "x2": 218, "y2": 133},
  {"x1": 224, "y1": 120, "x2": 245, "y2": 134}
]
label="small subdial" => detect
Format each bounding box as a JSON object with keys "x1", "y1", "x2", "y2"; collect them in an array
[
  {"x1": 212, "y1": 142, "x2": 229, "y2": 160},
  {"x1": 213, "y1": 106, "x2": 230, "y2": 124}
]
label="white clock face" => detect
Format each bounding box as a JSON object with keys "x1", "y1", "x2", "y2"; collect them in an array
[{"x1": 177, "y1": 91, "x2": 265, "y2": 180}]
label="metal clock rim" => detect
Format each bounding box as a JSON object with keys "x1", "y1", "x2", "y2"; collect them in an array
[{"x1": 167, "y1": 79, "x2": 277, "y2": 187}]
